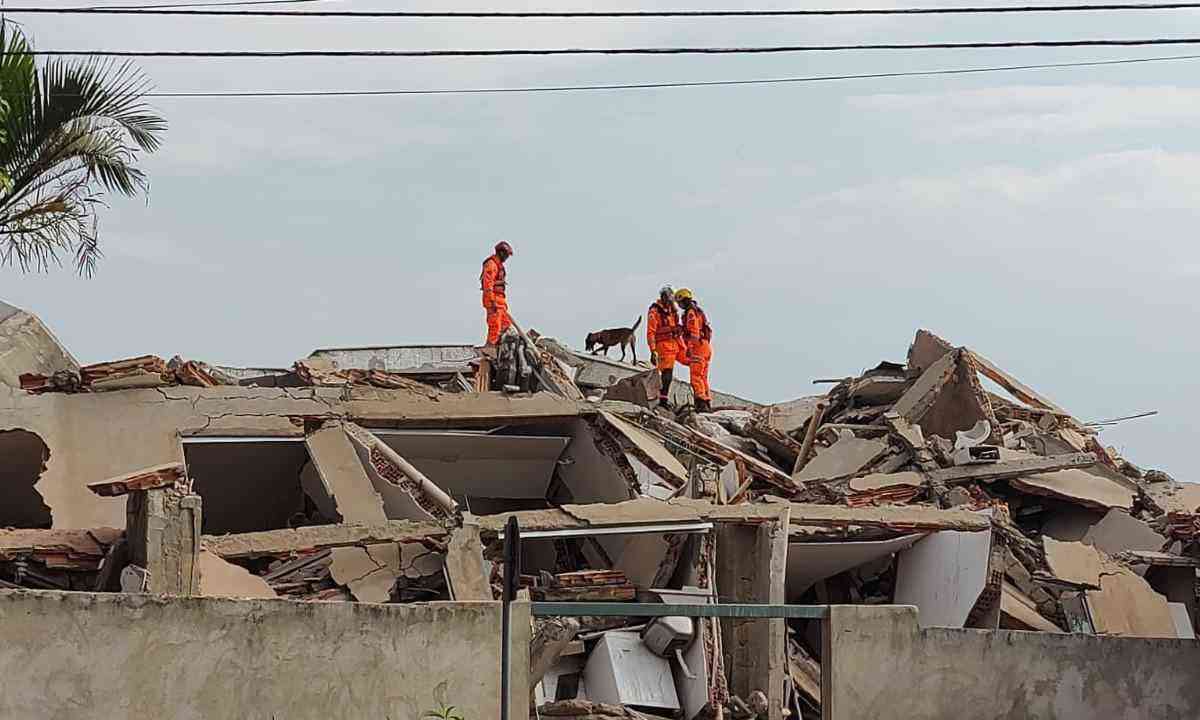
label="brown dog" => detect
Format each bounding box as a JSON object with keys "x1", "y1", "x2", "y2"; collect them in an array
[{"x1": 585, "y1": 316, "x2": 642, "y2": 363}]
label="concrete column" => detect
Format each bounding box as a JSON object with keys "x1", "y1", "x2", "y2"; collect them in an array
[
  {"x1": 716, "y1": 506, "x2": 790, "y2": 720},
  {"x1": 126, "y1": 485, "x2": 202, "y2": 595}
]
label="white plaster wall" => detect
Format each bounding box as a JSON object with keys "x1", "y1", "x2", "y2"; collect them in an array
[
  {"x1": 0, "y1": 591, "x2": 529, "y2": 720},
  {"x1": 825, "y1": 605, "x2": 1200, "y2": 720}
]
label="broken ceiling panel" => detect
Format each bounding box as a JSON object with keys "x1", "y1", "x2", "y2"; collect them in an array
[
  {"x1": 1000, "y1": 582, "x2": 1061, "y2": 633},
  {"x1": 793, "y1": 436, "x2": 890, "y2": 484},
  {"x1": 1043, "y1": 538, "x2": 1103, "y2": 588},
  {"x1": 330, "y1": 543, "x2": 401, "y2": 604},
  {"x1": 895, "y1": 522, "x2": 994, "y2": 628},
  {"x1": 1144, "y1": 481, "x2": 1200, "y2": 516},
  {"x1": 599, "y1": 411, "x2": 688, "y2": 489},
  {"x1": 342, "y1": 423, "x2": 458, "y2": 524},
  {"x1": 371, "y1": 429, "x2": 569, "y2": 501},
  {"x1": 1082, "y1": 509, "x2": 1166, "y2": 557},
  {"x1": 847, "y1": 471, "x2": 924, "y2": 493},
  {"x1": 1009, "y1": 468, "x2": 1135, "y2": 511},
  {"x1": 197, "y1": 549, "x2": 278, "y2": 599},
  {"x1": 1085, "y1": 559, "x2": 1178, "y2": 638},
  {"x1": 786, "y1": 534, "x2": 923, "y2": 600},
  {"x1": 305, "y1": 422, "x2": 387, "y2": 524}
]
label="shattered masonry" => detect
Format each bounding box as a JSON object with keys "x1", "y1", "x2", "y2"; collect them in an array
[{"x1": 0, "y1": 299, "x2": 1198, "y2": 720}]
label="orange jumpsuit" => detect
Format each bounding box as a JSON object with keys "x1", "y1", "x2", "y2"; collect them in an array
[
  {"x1": 481, "y1": 254, "x2": 512, "y2": 345},
  {"x1": 682, "y1": 303, "x2": 713, "y2": 402},
  {"x1": 646, "y1": 299, "x2": 685, "y2": 404}
]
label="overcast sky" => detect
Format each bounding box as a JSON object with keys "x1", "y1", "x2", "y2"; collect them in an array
[{"x1": 1, "y1": 0, "x2": 1197, "y2": 478}]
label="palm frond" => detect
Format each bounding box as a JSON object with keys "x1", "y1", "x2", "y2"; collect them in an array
[{"x1": 0, "y1": 19, "x2": 165, "y2": 275}]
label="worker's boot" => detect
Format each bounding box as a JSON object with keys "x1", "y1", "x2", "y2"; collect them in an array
[{"x1": 696, "y1": 398, "x2": 712, "y2": 414}]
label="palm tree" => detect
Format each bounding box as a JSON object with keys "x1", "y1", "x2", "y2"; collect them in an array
[{"x1": 0, "y1": 21, "x2": 166, "y2": 276}]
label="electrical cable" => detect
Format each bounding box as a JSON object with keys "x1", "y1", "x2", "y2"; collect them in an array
[
  {"x1": 77, "y1": 0, "x2": 327, "y2": 8},
  {"x1": 90, "y1": 54, "x2": 1200, "y2": 98},
  {"x1": 19, "y1": 38, "x2": 1200, "y2": 57},
  {"x1": 9, "y1": 2, "x2": 1200, "y2": 17}
]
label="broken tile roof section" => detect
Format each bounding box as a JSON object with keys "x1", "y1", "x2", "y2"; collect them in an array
[
  {"x1": 0, "y1": 527, "x2": 122, "y2": 570},
  {"x1": 86, "y1": 462, "x2": 185, "y2": 497}
]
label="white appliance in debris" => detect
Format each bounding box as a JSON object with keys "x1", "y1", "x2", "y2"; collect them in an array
[
  {"x1": 583, "y1": 631, "x2": 681, "y2": 711},
  {"x1": 641, "y1": 616, "x2": 697, "y2": 679}
]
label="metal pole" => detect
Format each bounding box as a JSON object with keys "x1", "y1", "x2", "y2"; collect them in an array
[{"x1": 500, "y1": 516, "x2": 521, "y2": 720}]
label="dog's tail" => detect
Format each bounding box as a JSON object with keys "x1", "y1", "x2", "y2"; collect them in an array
[{"x1": 631, "y1": 315, "x2": 643, "y2": 331}]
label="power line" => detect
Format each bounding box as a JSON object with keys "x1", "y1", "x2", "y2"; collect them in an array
[
  {"x1": 19, "y1": 38, "x2": 1200, "y2": 58},
  {"x1": 29, "y1": 53, "x2": 1200, "y2": 98},
  {"x1": 13, "y1": 2, "x2": 1200, "y2": 18},
  {"x1": 112, "y1": 54, "x2": 1200, "y2": 98},
  {"x1": 10, "y1": 2, "x2": 1200, "y2": 17},
  {"x1": 79, "y1": 1, "x2": 326, "y2": 8}
]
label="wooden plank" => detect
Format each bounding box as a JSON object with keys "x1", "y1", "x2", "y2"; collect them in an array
[
  {"x1": 966, "y1": 349, "x2": 1073, "y2": 418},
  {"x1": 203, "y1": 519, "x2": 447, "y2": 559},
  {"x1": 924, "y1": 452, "x2": 1096, "y2": 486},
  {"x1": 87, "y1": 462, "x2": 185, "y2": 497}
]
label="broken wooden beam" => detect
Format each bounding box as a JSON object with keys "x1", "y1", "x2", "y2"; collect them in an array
[
  {"x1": 203, "y1": 519, "x2": 448, "y2": 559},
  {"x1": 86, "y1": 462, "x2": 186, "y2": 497},
  {"x1": 792, "y1": 401, "x2": 828, "y2": 475},
  {"x1": 924, "y1": 452, "x2": 1096, "y2": 486}
]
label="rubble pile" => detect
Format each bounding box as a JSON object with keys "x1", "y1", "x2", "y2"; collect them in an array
[{"x1": 1, "y1": 305, "x2": 1196, "y2": 720}]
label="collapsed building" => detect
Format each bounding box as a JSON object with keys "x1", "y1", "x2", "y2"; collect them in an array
[{"x1": 0, "y1": 298, "x2": 1198, "y2": 720}]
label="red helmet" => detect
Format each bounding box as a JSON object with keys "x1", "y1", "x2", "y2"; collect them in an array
[{"x1": 495, "y1": 241, "x2": 514, "y2": 256}]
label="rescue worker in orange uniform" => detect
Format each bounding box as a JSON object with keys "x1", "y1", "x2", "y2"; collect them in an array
[
  {"x1": 646, "y1": 285, "x2": 685, "y2": 409},
  {"x1": 481, "y1": 241, "x2": 514, "y2": 347},
  {"x1": 675, "y1": 288, "x2": 713, "y2": 413}
]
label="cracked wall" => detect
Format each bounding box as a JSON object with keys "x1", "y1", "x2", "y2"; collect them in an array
[
  {"x1": 0, "y1": 429, "x2": 52, "y2": 528},
  {"x1": 824, "y1": 605, "x2": 1200, "y2": 720},
  {"x1": 0, "y1": 592, "x2": 531, "y2": 720},
  {"x1": 0, "y1": 385, "x2": 582, "y2": 529}
]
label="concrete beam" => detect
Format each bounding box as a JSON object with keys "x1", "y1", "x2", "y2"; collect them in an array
[{"x1": 202, "y1": 520, "x2": 448, "y2": 559}]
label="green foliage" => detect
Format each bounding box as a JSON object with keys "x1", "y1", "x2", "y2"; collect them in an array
[
  {"x1": 421, "y1": 703, "x2": 465, "y2": 720},
  {"x1": 0, "y1": 20, "x2": 166, "y2": 275}
]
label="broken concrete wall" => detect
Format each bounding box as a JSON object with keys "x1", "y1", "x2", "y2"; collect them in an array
[
  {"x1": 0, "y1": 303, "x2": 78, "y2": 389},
  {"x1": 0, "y1": 592, "x2": 530, "y2": 720},
  {"x1": 0, "y1": 385, "x2": 582, "y2": 529},
  {"x1": 0, "y1": 428, "x2": 52, "y2": 527},
  {"x1": 823, "y1": 605, "x2": 1200, "y2": 720}
]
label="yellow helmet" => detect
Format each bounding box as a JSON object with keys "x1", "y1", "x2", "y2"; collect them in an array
[{"x1": 674, "y1": 288, "x2": 694, "y2": 301}]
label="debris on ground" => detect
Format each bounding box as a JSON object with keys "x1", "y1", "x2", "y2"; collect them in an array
[{"x1": 1, "y1": 300, "x2": 1194, "y2": 720}]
